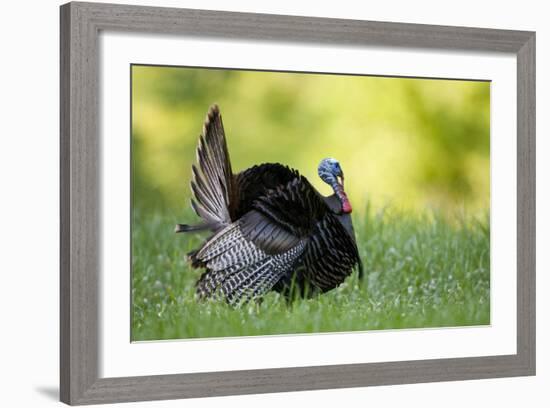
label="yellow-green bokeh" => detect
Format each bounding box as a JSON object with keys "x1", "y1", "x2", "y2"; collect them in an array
[{"x1": 132, "y1": 65, "x2": 489, "y2": 217}]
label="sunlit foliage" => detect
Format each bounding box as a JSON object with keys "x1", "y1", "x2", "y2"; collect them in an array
[{"x1": 131, "y1": 65, "x2": 490, "y2": 217}]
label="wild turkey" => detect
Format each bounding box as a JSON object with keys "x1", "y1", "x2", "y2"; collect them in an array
[{"x1": 175, "y1": 104, "x2": 362, "y2": 305}]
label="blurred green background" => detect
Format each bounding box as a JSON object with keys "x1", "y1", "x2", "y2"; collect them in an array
[{"x1": 131, "y1": 65, "x2": 490, "y2": 218}]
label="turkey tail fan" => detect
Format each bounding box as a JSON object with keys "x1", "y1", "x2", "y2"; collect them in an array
[{"x1": 190, "y1": 104, "x2": 236, "y2": 230}]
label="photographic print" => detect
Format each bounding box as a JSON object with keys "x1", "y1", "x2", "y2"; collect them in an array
[{"x1": 131, "y1": 65, "x2": 490, "y2": 341}]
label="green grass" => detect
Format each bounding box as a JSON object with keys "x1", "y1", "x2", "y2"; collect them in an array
[{"x1": 131, "y1": 205, "x2": 490, "y2": 341}]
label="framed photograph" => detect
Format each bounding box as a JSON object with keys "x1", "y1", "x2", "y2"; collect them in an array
[{"x1": 60, "y1": 1, "x2": 536, "y2": 405}]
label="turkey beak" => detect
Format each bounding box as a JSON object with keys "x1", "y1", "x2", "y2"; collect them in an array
[{"x1": 337, "y1": 174, "x2": 345, "y2": 188}]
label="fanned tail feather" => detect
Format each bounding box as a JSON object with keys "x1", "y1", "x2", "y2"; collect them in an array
[{"x1": 189, "y1": 104, "x2": 235, "y2": 230}]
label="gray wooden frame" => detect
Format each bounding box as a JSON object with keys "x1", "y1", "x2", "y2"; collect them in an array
[{"x1": 60, "y1": 1, "x2": 536, "y2": 405}]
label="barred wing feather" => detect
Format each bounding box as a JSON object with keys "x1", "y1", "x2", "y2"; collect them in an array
[{"x1": 195, "y1": 220, "x2": 306, "y2": 306}]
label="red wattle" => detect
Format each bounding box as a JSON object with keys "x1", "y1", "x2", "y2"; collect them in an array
[
  {"x1": 342, "y1": 199, "x2": 353, "y2": 214},
  {"x1": 336, "y1": 188, "x2": 352, "y2": 214}
]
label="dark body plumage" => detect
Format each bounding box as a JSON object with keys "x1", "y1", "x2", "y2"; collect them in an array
[{"x1": 177, "y1": 104, "x2": 362, "y2": 305}]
